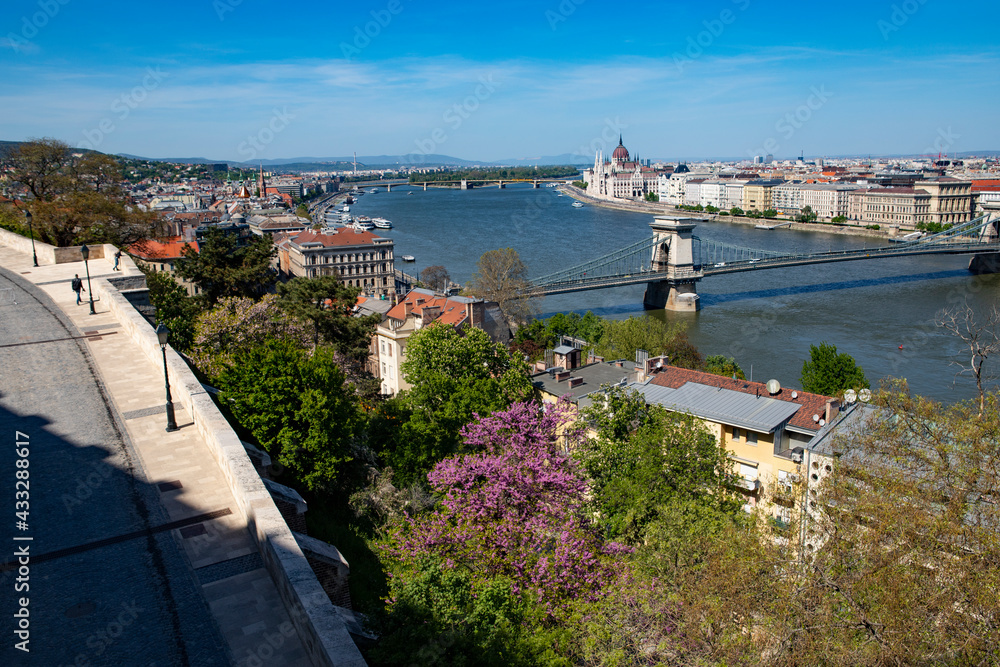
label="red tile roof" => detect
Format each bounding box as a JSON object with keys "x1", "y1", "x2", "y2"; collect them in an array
[
  {"x1": 649, "y1": 367, "x2": 834, "y2": 432},
  {"x1": 386, "y1": 291, "x2": 470, "y2": 328},
  {"x1": 129, "y1": 236, "x2": 197, "y2": 260},
  {"x1": 288, "y1": 229, "x2": 387, "y2": 248}
]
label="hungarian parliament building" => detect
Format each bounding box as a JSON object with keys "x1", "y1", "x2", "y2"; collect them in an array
[{"x1": 583, "y1": 136, "x2": 671, "y2": 200}]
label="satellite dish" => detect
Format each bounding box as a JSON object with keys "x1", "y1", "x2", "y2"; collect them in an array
[
  {"x1": 859, "y1": 389, "x2": 872, "y2": 402},
  {"x1": 812, "y1": 414, "x2": 820, "y2": 423},
  {"x1": 766, "y1": 379, "x2": 781, "y2": 395},
  {"x1": 819, "y1": 419, "x2": 826, "y2": 426},
  {"x1": 844, "y1": 389, "x2": 857, "y2": 404},
  {"x1": 791, "y1": 391, "x2": 798, "y2": 399}
]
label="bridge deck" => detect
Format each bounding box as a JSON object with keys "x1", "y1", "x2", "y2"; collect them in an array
[{"x1": 535, "y1": 240, "x2": 1000, "y2": 295}]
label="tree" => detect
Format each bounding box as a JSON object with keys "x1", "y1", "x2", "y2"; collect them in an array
[
  {"x1": 277, "y1": 276, "x2": 376, "y2": 358},
  {"x1": 783, "y1": 382, "x2": 1000, "y2": 663},
  {"x1": 295, "y1": 203, "x2": 310, "y2": 219},
  {"x1": 420, "y1": 265, "x2": 451, "y2": 292},
  {"x1": 219, "y1": 339, "x2": 363, "y2": 492},
  {"x1": 175, "y1": 227, "x2": 276, "y2": 304},
  {"x1": 796, "y1": 205, "x2": 817, "y2": 223},
  {"x1": 763, "y1": 208, "x2": 778, "y2": 218},
  {"x1": 644, "y1": 192, "x2": 659, "y2": 202},
  {"x1": 469, "y1": 248, "x2": 536, "y2": 325},
  {"x1": 592, "y1": 315, "x2": 699, "y2": 368},
  {"x1": 5, "y1": 137, "x2": 71, "y2": 202},
  {"x1": 704, "y1": 354, "x2": 746, "y2": 380},
  {"x1": 29, "y1": 189, "x2": 159, "y2": 248},
  {"x1": 800, "y1": 341, "x2": 868, "y2": 395},
  {"x1": 370, "y1": 557, "x2": 543, "y2": 667},
  {"x1": 381, "y1": 401, "x2": 623, "y2": 617},
  {"x1": 730, "y1": 206, "x2": 744, "y2": 217},
  {"x1": 579, "y1": 386, "x2": 743, "y2": 543},
  {"x1": 6, "y1": 140, "x2": 159, "y2": 248},
  {"x1": 189, "y1": 294, "x2": 312, "y2": 380},
  {"x1": 936, "y1": 301, "x2": 1000, "y2": 416},
  {"x1": 384, "y1": 325, "x2": 533, "y2": 484},
  {"x1": 142, "y1": 267, "x2": 203, "y2": 352}
]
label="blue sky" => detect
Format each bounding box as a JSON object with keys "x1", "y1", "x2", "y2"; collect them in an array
[{"x1": 2, "y1": 0, "x2": 998, "y2": 162}]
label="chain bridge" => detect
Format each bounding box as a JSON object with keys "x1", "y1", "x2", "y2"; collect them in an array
[{"x1": 530, "y1": 214, "x2": 1000, "y2": 311}]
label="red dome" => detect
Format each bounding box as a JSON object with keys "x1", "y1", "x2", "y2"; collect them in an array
[{"x1": 612, "y1": 136, "x2": 629, "y2": 161}]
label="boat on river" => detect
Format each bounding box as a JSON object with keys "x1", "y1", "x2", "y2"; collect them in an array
[
  {"x1": 401, "y1": 255, "x2": 415, "y2": 262},
  {"x1": 373, "y1": 217, "x2": 393, "y2": 229}
]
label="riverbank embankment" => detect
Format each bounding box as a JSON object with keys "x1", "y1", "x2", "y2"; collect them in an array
[{"x1": 557, "y1": 185, "x2": 891, "y2": 240}]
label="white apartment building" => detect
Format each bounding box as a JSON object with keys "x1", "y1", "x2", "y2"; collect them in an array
[
  {"x1": 773, "y1": 183, "x2": 805, "y2": 215},
  {"x1": 699, "y1": 179, "x2": 727, "y2": 209},
  {"x1": 723, "y1": 181, "x2": 748, "y2": 210},
  {"x1": 684, "y1": 179, "x2": 706, "y2": 206},
  {"x1": 801, "y1": 184, "x2": 861, "y2": 219}
]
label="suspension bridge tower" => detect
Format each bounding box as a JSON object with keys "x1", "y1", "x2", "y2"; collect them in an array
[{"x1": 643, "y1": 216, "x2": 703, "y2": 312}]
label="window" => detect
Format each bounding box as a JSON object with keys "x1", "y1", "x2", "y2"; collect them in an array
[
  {"x1": 380, "y1": 340, "x2": 385, "y2": 355},
  {"x1": 388, "y1": 364, "x2": 394, "y2": 380},
  {"x1": 381, "y1": 362, "x2": 386, "y2": 376},
  {"x1": 733, "y1": 427, "x2": 742, "y2": 441},
  {"x1": 747, "y1": 431, "x2": 758, "y2": 445}
]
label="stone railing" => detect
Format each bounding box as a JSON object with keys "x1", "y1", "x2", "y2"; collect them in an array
[
  {"x1": 0, "y1": 227, "x2": 122, "y2": 265},
  {"x1": 93, "y1": 276, "x2": 367, "y2": 667}
]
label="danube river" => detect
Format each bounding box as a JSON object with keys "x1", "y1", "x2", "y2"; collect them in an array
[{"x1": 349, "y1": 183, "x2": 999, "y2": 404}]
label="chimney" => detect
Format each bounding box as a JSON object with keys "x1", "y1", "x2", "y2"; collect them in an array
[
  {"x1": 403, "y1": 301, "x2": 412, "y2": 317},
  {"x1": 568, "y1": 377, "x2": 584, "y2": 388},
  {"x1": 825, "y1": 398, "x2": 841, "y2": 423},
  {"x1": 421, "y1": 305, "x2": 440, "y2": 326},
  {"x1": 555, "y1": 370, "x2": 571, "y2": 382}
]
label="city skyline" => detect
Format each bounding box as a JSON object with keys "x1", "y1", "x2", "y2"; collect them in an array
[{"x1": 2, "y1": 0, "x2": 999, "y2": 162}]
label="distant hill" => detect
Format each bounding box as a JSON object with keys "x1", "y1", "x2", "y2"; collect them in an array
[{"x1": 5, "y1": 141, "x2": 998, "y2": 170}]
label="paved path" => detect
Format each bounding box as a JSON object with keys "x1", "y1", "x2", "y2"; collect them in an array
[{"x1": 0, "y1": 249, "x2": 310, "y2": 666}]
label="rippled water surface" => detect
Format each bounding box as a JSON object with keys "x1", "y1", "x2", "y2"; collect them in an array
[{"x1": 350, "y1": 184, "x2": 1000, "y2": 403}]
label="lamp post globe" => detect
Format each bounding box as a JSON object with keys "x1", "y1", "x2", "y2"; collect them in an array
[
  {"x1": 80, "y1": 244, "x2": 96, "y2": 314},
  {"x1": 155, "y1": 323, "x2": 180, "y2": 432}
]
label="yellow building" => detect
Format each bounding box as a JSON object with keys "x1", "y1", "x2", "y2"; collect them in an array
[{"x1": 632, "y1": 367, "x2": 839, "y2": 524}]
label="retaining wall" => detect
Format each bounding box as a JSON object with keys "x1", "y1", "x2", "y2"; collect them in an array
[
  {"x1": 94, "y1": 276, "x2": 367, "y2": 667},
  {"x1": 0, "y1": 228, "x2": 121, "y2": 264}
]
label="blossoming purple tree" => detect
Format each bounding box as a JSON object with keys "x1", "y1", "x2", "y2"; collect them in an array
[{"x1": 382, "y1": 400, "x2": 627, "y2": 616}]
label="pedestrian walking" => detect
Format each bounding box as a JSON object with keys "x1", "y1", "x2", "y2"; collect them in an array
[
  {"x1": 71, "y1": 274, "x2": 85, "y2": 305},
  {"x1": 113, "y1": 249, "x2": 122, "y2": 271}
]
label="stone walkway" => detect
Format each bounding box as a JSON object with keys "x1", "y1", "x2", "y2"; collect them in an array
[{"x1": 0, "y1": 248, "x2": 311, "y2": 666}]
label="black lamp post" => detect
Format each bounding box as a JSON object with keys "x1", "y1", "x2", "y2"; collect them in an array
[
  {"x1": 24, "y1": 210, "x2": 38, "y2": 267},
  {"x1": 79, "y1": 244, "x2": 96, "y2": 315},
  {"x1": 155, "y1": 323, "x2": 179, "y2": 432}
]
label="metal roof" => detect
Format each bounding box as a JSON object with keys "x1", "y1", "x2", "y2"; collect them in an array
[
  {"x1": 633, "y1": 381, "x2": 802, "y2": 433},
  {"x1": 553, "y1": 345, "x2": 576, "y2": 355}
]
